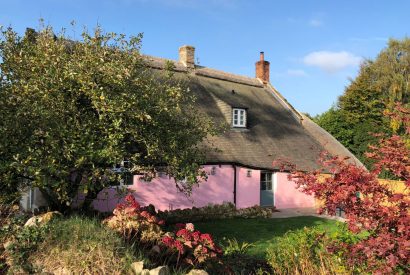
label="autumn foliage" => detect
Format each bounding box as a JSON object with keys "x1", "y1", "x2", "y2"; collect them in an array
[
  {"x1": 103, "y1": 194, "x2": 165, "y2": 243},
  {"x1": 161, "y1": 223, "x2": 222, "y2": 266},
  {"x1": 279, "y1": 105, "x2": 409, "y2": 273}
]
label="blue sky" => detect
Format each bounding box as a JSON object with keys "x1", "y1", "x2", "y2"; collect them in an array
[{"x1": 1, "y1": 0, "x2": 409, "y2": 115}]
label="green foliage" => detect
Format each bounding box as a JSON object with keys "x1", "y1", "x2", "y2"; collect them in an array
[
  {"x1": 221, "y1": 238, "x2": 253, "y2": 256},
  {"x1": 315, "y1": 38, "x2": 410, "y2": 169},
  {"x1": 157, "y1": 203, "x2": 273, "y2": 224},
  {"x1": 0, "y1": 23, "x2": 214, "y2": 210},
  {"x1": 266, "y1": 226, "x2": 354, "y2": 275},
  {"x1": 195, "y1": 216, "x2": 340, "y2": 259},
  {"x1": 5, "y1": 222, "x2": 50, "y2": 273},
  {"x1": 0, "y1": 203, "x2": 27, "y2": 273}
]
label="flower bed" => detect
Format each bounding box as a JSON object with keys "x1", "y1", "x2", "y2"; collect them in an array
[{"x1": 156, "y1": 202, "x2": 274, "y2": 224}]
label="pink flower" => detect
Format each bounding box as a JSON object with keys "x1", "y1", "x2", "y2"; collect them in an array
[
  {"x1": 174, "y1": 240, "x2": 185, "y2": 254},
  {"x1": 162, "y1": 236, "x2": 174, "y2": 247},
  {"x1": 186, "y1": 223, "x2": 195, "y2": 232},
  {"x1": 176, "y1": 228, "x2": 192, "y2": 241},
  {"x1": 192, "y1": 231, "x2": 201, "y2": 242},
  {"x1": 140, "y1": 210, "x2": 150, "y2": 218}
]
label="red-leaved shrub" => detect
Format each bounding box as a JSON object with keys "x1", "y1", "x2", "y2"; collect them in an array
[
  {"x1": 103, "y1": 194, "x2": 165, "y2": 243},
  {"x1": 161, "y1": 223, "x2": 222, "y2": 266},
  {"x1": 276, "y1": 105, "x2": 409, "y2": 273}
]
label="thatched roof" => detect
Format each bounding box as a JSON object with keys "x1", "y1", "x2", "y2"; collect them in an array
[{"x1": 144, "y1": 55, "x2": 363, "y2": 171}]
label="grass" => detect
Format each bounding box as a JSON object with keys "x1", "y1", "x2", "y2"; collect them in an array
[
  {"x1": 28, "y1": 215, "x2": 143, "y2": 274},
  {"x1": 195, "y1": 216, "x2": 341, "y2": 258}
]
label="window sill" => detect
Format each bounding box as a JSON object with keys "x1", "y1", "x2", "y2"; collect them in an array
[{"x1": 231, "y1": 127, "x2": 250, "y2": 132}]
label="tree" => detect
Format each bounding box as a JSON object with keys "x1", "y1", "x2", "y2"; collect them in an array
[
  {"x1": 280, "y1": 105, "x2": 410, "y2": 273},
  {"x1": 315, "y1": 38, "x2": 410, "y2": 168},
  {"x1": 0, "y1": 24, "x2": 214, "y2": 210}
]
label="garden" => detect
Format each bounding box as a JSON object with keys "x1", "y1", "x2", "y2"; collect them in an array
[
  {"x1": 1, "y1": 198, "x2": 354, "y2": 275},
  {"x1": 1, "y1": 24, "x2": 409, "y2": 275}
]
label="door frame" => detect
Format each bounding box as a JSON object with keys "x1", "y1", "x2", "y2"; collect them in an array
[{"x1": 260, "y1": 171, "x2": 276, "y2": 207}]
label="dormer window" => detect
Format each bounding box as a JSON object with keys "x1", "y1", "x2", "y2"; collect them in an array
[{"x1": 232, "y1": 108, "x2": 246, "y2": 127}]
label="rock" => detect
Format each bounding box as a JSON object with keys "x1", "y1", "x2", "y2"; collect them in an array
[
  {"x1": 24, "y1": 216, "x2": 40, "y2": 227},
  {"x1": 149, "y1": 266, "x2": 170, "y2": 275},
  {"x1": 24, "y1": 211, "x2": 62, "y2": 227},
  {"x1": 187, "y1": 270, "x2": 209, "y2": 275},
  {"x1": 131, "y1": 261, "x2": 144, "y2": 274}
]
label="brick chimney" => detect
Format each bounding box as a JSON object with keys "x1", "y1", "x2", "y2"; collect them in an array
[
  {"x1": 179, "y1": 45, "x2": 195, "y2": 68},
  {"x1": 255, "y1": 51, "x2": 270, "y2": 83}
]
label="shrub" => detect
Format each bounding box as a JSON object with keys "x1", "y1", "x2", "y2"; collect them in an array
[
  {"x1": 0, "y1": 203, "x2": 30, "y2": 273},
  {"x1": 4, "y1": 219, "x2": 50, "y2": 273},
  {"x1": 28, "y1": 216, "x2": 140, "y2": 274},
  {"x1": 161, "y1": 223, "x2": 222, "y2": 267},
  {"x1": 266, "y1": 226, "x2": 353, "y2": 275},
  {"x1": 157, "y1": 203, "x2": 273, "y2": 224},
  {"x1": 280, "y1": 104, "x2": 410, "y2": 273},
  {"x1": 103, "y1": 194, "x2": 165, "y2": 243}
]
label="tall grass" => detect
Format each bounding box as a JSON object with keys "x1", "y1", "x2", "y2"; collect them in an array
[
  {"x1": 266, "y1": 227, "x2": 353, "y2": 275},
  {"x1": 29, "y1": 216, "x2": 143, "y2": 274}
]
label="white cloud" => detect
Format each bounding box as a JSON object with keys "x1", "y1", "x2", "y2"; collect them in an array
[
  {"x1": 303, "y1": 51, "x2": 362, "y2": 73},
  {"x1": 287, "y1": 69, "x2": 308, "y2": 77},
  {"x1": 309, "y1": 19, "x2": 322, "y2": 27}
]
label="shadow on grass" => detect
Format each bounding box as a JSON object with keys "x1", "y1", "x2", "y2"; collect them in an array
[{"x1": 194, "y1": 216, "x2": 340, "y2": 258}]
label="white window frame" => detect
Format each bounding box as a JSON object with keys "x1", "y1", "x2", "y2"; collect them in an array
[
  {"x1": 260, "y1": 171, "x2": 273, "y2": 191},
  {"x1": 232, "y1": 108, "x2": 246, "y2": 127}
]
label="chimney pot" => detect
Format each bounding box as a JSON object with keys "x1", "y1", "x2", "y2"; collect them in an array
[
  {"x1": 179, "y1": 45, "x2": 195, "y2": 68},
  {"x1": 255, "y1": 51, "x2": 270, "y2": 84}
]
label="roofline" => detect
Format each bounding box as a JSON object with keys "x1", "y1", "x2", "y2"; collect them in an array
[
  {"x1": 264, "y1": 82, "x2": 304, "y2": 123},
  {"x1": 203, "y1": 161, "x2": 284, "y2": 172},
  {"x1": 143, "y1": 54, "x2": 264, "y2": 88}
]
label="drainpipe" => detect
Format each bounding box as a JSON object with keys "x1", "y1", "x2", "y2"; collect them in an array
[{"x1": 232, "y1": 165, "x2": 237, "y2": 206}]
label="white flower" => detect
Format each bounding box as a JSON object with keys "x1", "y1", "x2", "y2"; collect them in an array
[{"x1": 186, "y1": 223, "x2": 195, "y2": 232}]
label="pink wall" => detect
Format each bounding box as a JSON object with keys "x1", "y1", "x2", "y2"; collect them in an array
[
  {"x1": 92, "y1": 165, "x2": 234, "y2": 212},
  {"x1": 91, "y1": 167, "x2": 315, "y2": 213},
  {"x1": 274, "y1": 172, "x2": 315, "y2": 209},
  {"x1": 236, "y1": 167, "x2": 260, "y2": 208}
]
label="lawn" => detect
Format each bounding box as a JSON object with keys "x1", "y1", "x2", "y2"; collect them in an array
[{"x1": 195, "y1": 216, "x2": 341, "y2": 258}]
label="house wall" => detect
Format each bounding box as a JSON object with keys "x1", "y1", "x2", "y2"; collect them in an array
[
  {"x1": 20, "y1": 187, "x2": 48, "y2": 212},
  {"x1": 236, "y1": 167, "x2": 260, "y2": 208},
  {"x1": 274, "y1": 172, "x2": 315, "y2": 209},
  {"x1": 91, "y1": 167, "x2": 315, "y2": 213},
  {"x1": 92, "y1": 165, "x2": 235, "y2": 212}
]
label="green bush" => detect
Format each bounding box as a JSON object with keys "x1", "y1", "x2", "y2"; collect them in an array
[
  {"x1": 5, "y1": 223, "x2": 50, "y2": 273},
  {"x1": 266, "y1": 226, "x2": 353, "y2": 275},
  {"x1": 0, "y1": 203, "x2": 29, "y2": 273},
  {"x1": 157, "y1": 203, "x2": 273, "y2": 224}
]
